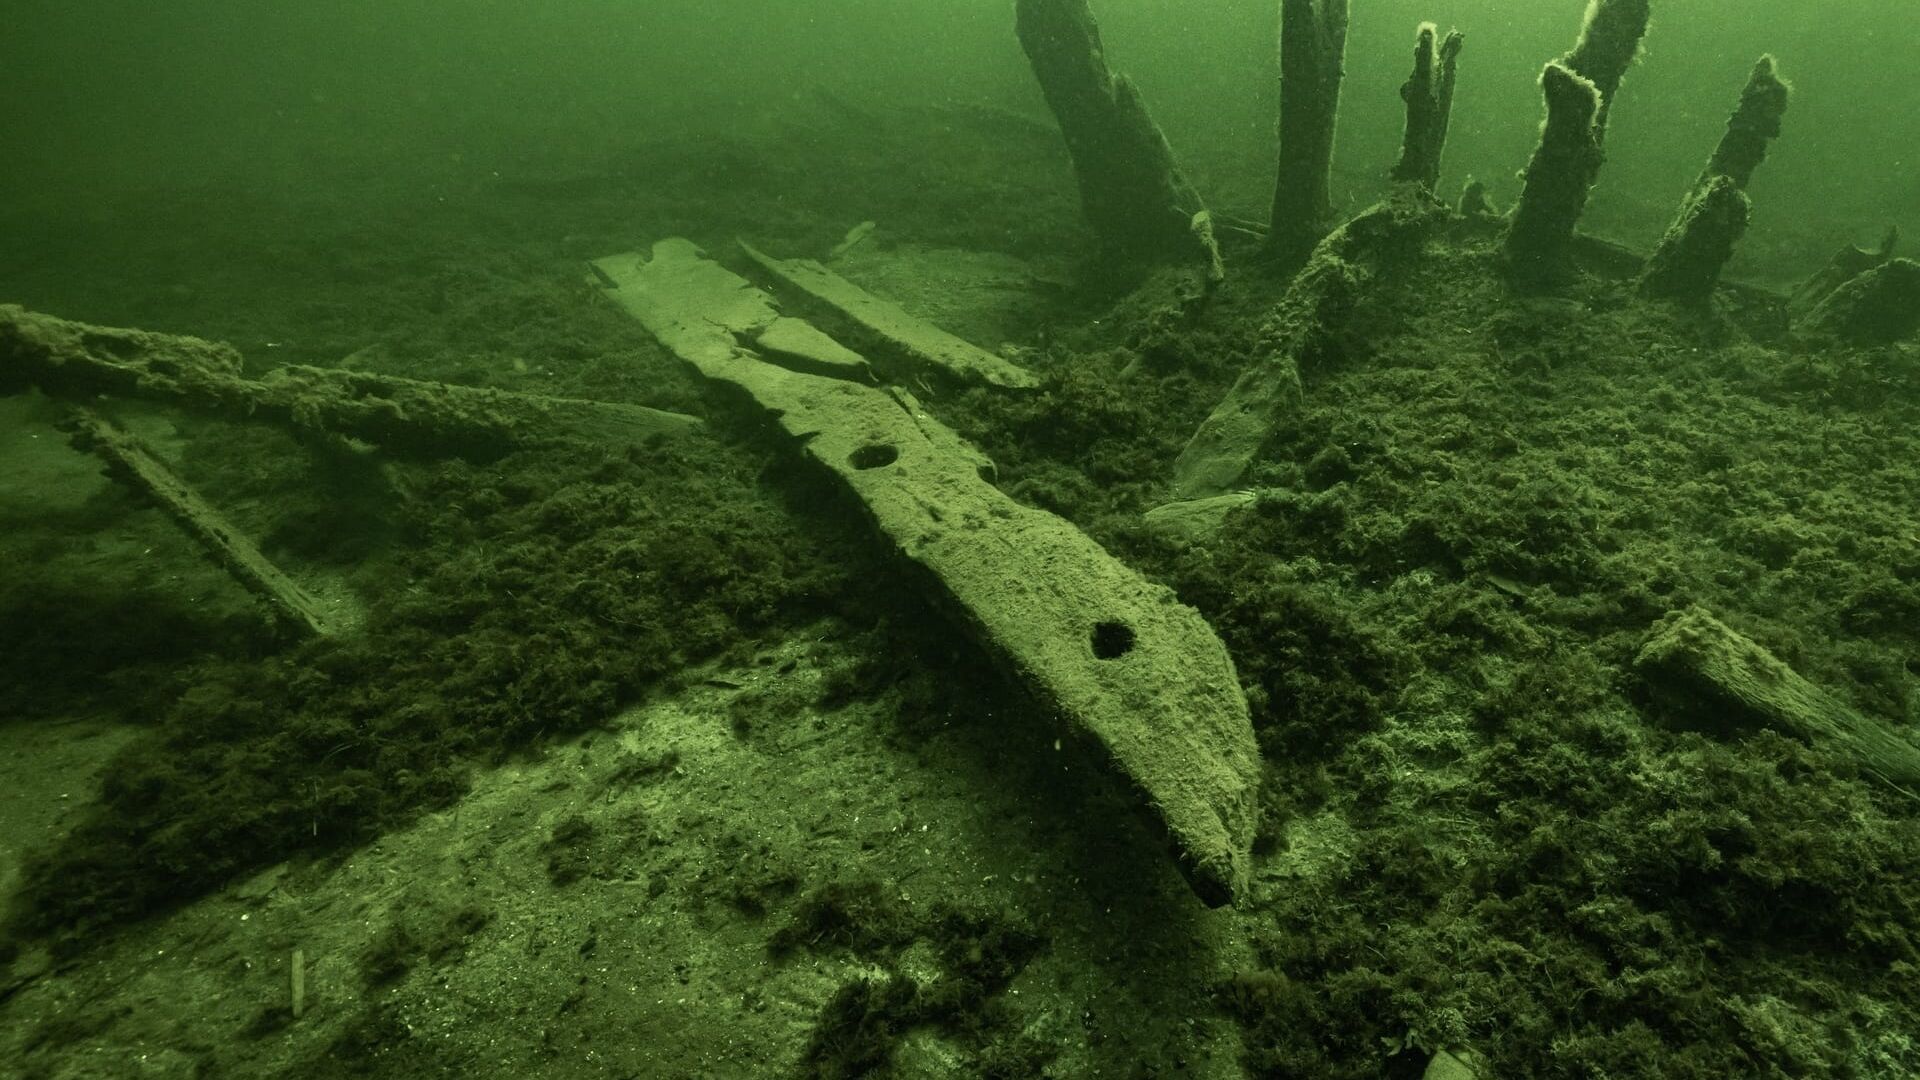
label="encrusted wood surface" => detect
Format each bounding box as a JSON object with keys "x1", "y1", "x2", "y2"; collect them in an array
[
  {"x1": 1635, "y1": 606, "x2": 1920, "y2": 796},
  {"x1": 65, "y1": 408, "x2": 341, "y2": 638},
  {"x1": 738, "y1": 241, "x2": 1039, "y2": 390},
  {"x1": 0, "y1": 304, "x2": 702, "y2": 456},
  {"x1": 597, "y1": 239, "x2": 1259, "y2": 904}
]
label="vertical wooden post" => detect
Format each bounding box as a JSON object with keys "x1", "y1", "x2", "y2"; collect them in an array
[
  {"x1": 1015, "y1": 0, "x2": 1211, "y2": 266},
  {"x1": 1390, "y1": 23, "x2": 1465, "y2": 192},
  {"x1": 1269, "y1": 0, "x2": 1350, "y2": 264}
]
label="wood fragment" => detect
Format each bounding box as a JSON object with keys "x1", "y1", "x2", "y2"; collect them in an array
[
  {"x1": 597, "y1": 239, "x2": 1260, "y2": 905},
  {"x1": 738, "y1": 241, "x2": 1039, "y2": 390},
  {"x1": 1635, "y1": 607, "x2": 1920, "y2": 798},
  {"x1": 1789, "y1": 227, "x2": 1898, "y2": 319},
  {"x1": 1270, "y1": 0, "x2": 1351, "y2": 264},
  {"x1": 1639, "y1": 175, "x2": 1752, "y2": 305},
  {"x1": 1641, "y1": 57, "x2": 1788, "y2": 304},
  {"x1": 1014, "y1": 0, "x2": 1210, "y2": 265},
  {"x1": 64, "y1": 408, "x2": 341, "y2": 639},
  {"x1": 1799, "y1": 258, "x2": 1920, "y2": 344},
  {"x1": 1171, "y1": 187, "x2": 1446, "y2": 500},
  {"x1": 0, "y1": 304, "x2": 703, "y2": 456},
  {"x1": 1504, "y1": 62, "x2": 1605, "y2": 279},
  {"x1": 291, "y1": 948, "x2": 306, "y2": 1019},
  {"x1": 1390, "y1": 24, "x2": 1465, "y2": 192}
]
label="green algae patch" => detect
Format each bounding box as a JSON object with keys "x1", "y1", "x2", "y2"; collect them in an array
[{"x1": 4, "y1": 433, "x2": 850, "y2": 951}]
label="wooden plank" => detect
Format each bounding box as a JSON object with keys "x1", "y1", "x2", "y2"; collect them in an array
[
  {"x1": 1635, "y1": 606, "x2": 1920, "y2": 797},
  {"x1": 65, "y1": 409, "x2": 342, "y2": 639},
  {"x1": 0, "y1": 304, "x2": 703, "y2": 456},
  {"x1": 595, "y1": 239, "x2": 1259, "y2": 905},
  {"x1": 737, "y1": 241, "x2": 1040, "y2": 391}
]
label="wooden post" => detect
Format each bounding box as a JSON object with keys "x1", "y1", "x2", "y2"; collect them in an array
[
  {"x1": 1503, "y1": 0, "x2": 1651, "y2": 278},
  {"x1": 1390, "y1": 24, "x2": 1465, "y2": 192},
  {"x1": 64, "y1": 409, "x2": 341, "y2": 639},
  {"x1": 1504, "y1": 63, "x2": 1605, "y2": 278},
  {"x1": 1562, "y1": 0, "x2": 1651, "y2": 136},
  {"x1": 1642, "y1": 56, "x2": 1789, "y2": 304},
  {"x1": 1269, "y1": 0, "x2": 1350, "y2": 264},
  {"x1": 1635, "y1": 607, "x2": 1920, "y2": 799},
  {"x1": 1014, "y1": 0, "x2": 1211, "y2": 266}
]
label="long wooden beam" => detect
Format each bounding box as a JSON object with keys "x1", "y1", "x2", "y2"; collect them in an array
[{"x1": 594, "y1": 239, "x2": 1260, "y2": 905}]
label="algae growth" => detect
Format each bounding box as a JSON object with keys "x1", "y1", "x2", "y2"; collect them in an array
[{"x1": 2, "y1": 2, "x2": 1918, "y2": 1078}]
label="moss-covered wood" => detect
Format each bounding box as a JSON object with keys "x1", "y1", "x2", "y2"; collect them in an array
[
  {"x1": 1641, "y1": 56, "x2": 1789, "y2": 303},
  {"x1": 0, "y1": 304, "x2": 701, "y2": 457},
  {"x1": 1799, "y1": 257, "x2": 1920, "y2": 344},
  {"x1": 1171, "y1": 186, "x2": 1447, "y2": 500},
  {"x1": 597, "y1": 239, "x2": 1260, "y2": 905},
  {"x1": 1269, "y1": 0, "x2": 1351, "y2": 264},
  {"x1": 1390, "y1": 23, "x2": 1465, "y2": 193},
  {"x1": 1013, "y1": 0, "x2": 1208, "y2": 265},
  {"x1": 63, "y1": 409, "x2": 342, "y2": 639},
  {"x1": 1635, "y1": 607, "x2": 1920, "y2": 797},
  {"x1": 1503, "y1": 63, "x2": 1604, "y2": 280}
]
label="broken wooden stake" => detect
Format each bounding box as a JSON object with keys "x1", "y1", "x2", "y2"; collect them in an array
[
  {"x1": 1635, "y1": 607, "x2": 1920, "y2": 798},
  {"x1": 0, "y1": 305, "x2": 703, "y2": 457},
  {"x1": 1504, "y1": 62, "x2": 1605, "y2": 279},
  {"x1": 1270, "y1": 0, "x2": 1351, "y2": 264},
  {"x1": 1390, "y1": 23, "x2": 1465, "y2": 193},
  {"x1": 596, "y1": 239, "x2": 1260, "y2": 905},
  {"x1": 64, "y1": 409, "x2": 341, "y2": 638},
  {"x1": 1014, "y1": 0, "x2": 1211, "y2": 267},
  {"x1": 738, "y1": 241, "x2": 1038, "y2": 390},
  {"x1": 1171, "y1": 187, "x2": 1447, "y2": 501},
  {"x1": 1504, "y1": 0, "x2": 1651, "y2": 278},
  {"x1": 1641, "y1": 56, "x2": 1789, "y2": 304},
  {"x1": 1799, "y1": 257, "x2": 1920, "y2": 345}
]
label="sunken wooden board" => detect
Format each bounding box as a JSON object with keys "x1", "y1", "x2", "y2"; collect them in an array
[
  {"x1": 738, "y1": 240, "x2": 1040, "y2": 390},
  {"x1": 595, "y1": 239, "x2": 1258, "y2": 905}
]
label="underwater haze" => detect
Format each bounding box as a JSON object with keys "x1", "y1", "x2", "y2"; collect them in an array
[
  {"x1": 4, "y1": 2, "x2": 1920, "y2": 1078},
  {"x1": 4, "y1": 0, "x2": 1915, "y2": 279}
]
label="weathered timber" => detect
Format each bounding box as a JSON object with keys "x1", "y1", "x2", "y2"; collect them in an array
[
  {"x1": 1790, "y1": 227, "x2": 1897, "y2": 319},
  {"x1": 1270, "y1": 0, "x2": 1351, "y2": 264},
  {"x1": 1702, "y1": 55, "x2": 1791, "y2": 191},
  {"x1": 1504, "y1": 63, "x2": 1604, "y2": 278},
  {"x1": 0, "y1": 304, "x2": 702, "y2": 456},
  {"x1": 1799, "y1": 257, "x2": 1920, "y2": 344},
  {"x1": 1635, "y1": 607, "x2": 1920, "y2": 798},
  {"x1": 738, "y1": 241, "x2": 1039, "y2": 390},
  {"x1": 1561, "y1": 0, "x2": 1651, "y2": 134},
  {"x1": 1639, "y1": 175, "x2": 1752, "y2": 305},
  {"x1": 596, "y1": 239, "x2": 1260, "y2": 905},
  {"x1": 1014, "y1": 0, "x2": 1210, "y2": 265},
  {"x1": 1390, "y1": 24, "x2": 1465, "y2": 192},
  {"x1": 1641, "y1": 57, "x2": 1789, "y2": 304},
  {"x1": 1504, "y1": 0, "x2": 1650, "y2": 277},
  {"x1": 64, "y1": 408, "x2": 341, "y2": 638},
  {"x1": 1171, "y1": 187, "x2": 1447, "y2": 501}
]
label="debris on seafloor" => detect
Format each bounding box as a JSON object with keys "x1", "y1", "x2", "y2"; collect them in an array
[
  {"x1": 1641, "y1": 55, "x2": 1790, "y2": 305},
  {"x1": 0, "y1": 304, "x2": 703, "y2": 457},
  {"x1": 1169, "y1": 185, "x2": 1448, "y2": 503},
  {"x1": 1013, "y1": 0, "x2": 1216, "y2": 271},
  {"x1": 1635, "y1": 606, "x2": 1920, "y2": 799},
  {"x1": 1270, "y1": 0, "x2": 1351, "y2": 265},
  {"x1": 1389, "y1": 22, "x2": 1465, "y2": 194},
  {"x1": 595, "y1": 238, "x2": 1261, "y2": 906},
  {"x1": 1798, "y1": 256, "x2": 1920, "y2": 345},
  {"x1": 63, "y1": 407, "x2": 343, "y2": 639},
  {"x1": 739, "y1": 239, "x2": 1039, "y2": 390}
]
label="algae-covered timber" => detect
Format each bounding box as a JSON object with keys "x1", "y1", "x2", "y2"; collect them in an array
[
  {"x1": 1269, "y1": 0, "x2": 1351, "y2": 265},
  {"x1": 595, "y1": 238, "x2": 1260, "y2": 905},
  {"x1": 0, "y1": 304, "x2": 702, "y2": 457}
]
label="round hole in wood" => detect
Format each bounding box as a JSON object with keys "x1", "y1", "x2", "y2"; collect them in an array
[
  {"x1": 849, "y1": 443, "x2": 899, "y2": 470},
  {"x1": 1091, "y1": 620, "x2": 1135, "y2": 660}
]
